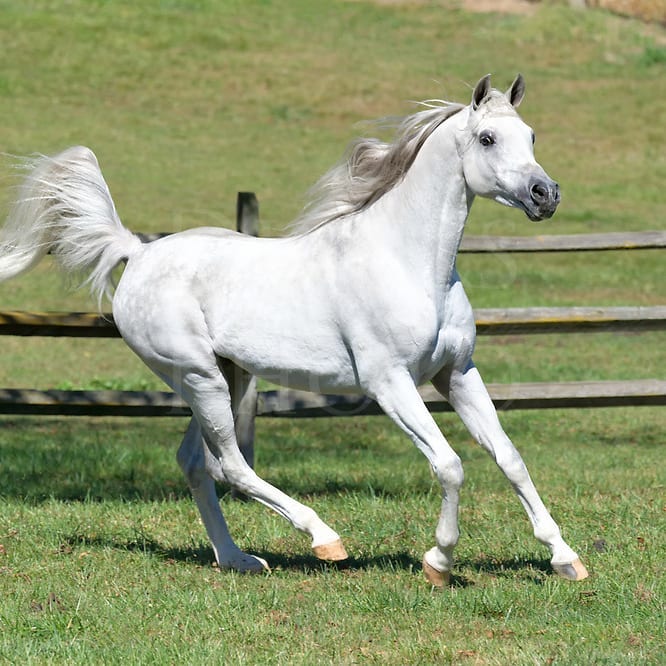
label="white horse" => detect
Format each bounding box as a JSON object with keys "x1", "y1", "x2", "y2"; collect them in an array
[{"x1": 0, "y1": 74, "x2": 588, "y2": 586}]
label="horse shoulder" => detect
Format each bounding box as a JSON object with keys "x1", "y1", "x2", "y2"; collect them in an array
[{"x1": 430, "y1": 279, "x2": 476, "y2": 372}]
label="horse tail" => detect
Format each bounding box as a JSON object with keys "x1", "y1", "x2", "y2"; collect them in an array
[{"x1": 0, "y1": 146, "x2": 142, "y2": 307}]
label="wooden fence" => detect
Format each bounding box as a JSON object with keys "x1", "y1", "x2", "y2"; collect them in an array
[{"x1": 1, "y1": 193, "x2": 665, "y2": 423}]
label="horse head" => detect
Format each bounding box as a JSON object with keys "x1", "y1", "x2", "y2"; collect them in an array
[{"x1": 459, "y1": 74, "x2": 560, "y2": 221}]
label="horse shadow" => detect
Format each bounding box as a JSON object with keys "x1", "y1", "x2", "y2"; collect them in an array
[{"x1": 59, "y1": 530, "x2": 551, "y2": 588}]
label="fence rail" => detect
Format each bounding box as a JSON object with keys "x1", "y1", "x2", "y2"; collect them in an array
[
  {"x1": 2, "y1": 305, "x2": 665, "y2": 338},
  {"x1": 136, "y1": 229, "x2": 666, "y2": 253},
  {"x1": 458, "y1": 230, "x2": 666, "y2": 253},
  {"x1": 2, "y1": 379, "x2": 664, "y2": 418},
  {"x1": 0, "y1": 194, "x2": 663, "y2": 418}
]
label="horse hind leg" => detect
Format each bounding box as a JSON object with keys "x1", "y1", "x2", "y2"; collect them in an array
[
  {"x1": 176, "y1": 417, "x2": 268, "y2": 573},
  {"x1": 116, "y1": 286, "x2": 346, "y2": 570},
  {"x1": 162, "y1": 357, "x2": 268, "y2": 572},
  {"x1": 179, "y1": 359, "x2": 347, "y2": 568}
]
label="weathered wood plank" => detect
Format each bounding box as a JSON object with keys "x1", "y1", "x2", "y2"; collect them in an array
[
  {"x1": 1, "y1": 380, "x2": 663, "y2": 417},
  {"x1": 138, "y1": 230, "x2": 666, "y2": 252},
  {"x1": 459, "y1": 230, "x2": 666, "y2": 253},
  {"x1": 474, "y1": 306, "x2": 666, "y2": 334},
  {"x1": 0, "y1": 388, "x2": 190, "y2": 416},
  {"x1": 419, "y1": 380, "x2": 666, "y2": 411},
  {"x1": 236, "y1": 192, "x2": 259, "y2": 237},
  {"x1": 234, "y1": 192, "x2": 259, "y2": 471},
  {"x1": 257, "y1": 380, "x2": 666, "y2": 417},
  {"x1": 2, "y1": 306, "x2": 664, "y2": 337},
  {"x1": 0, "y1": 311, "x2": 119, "y2": 337}
]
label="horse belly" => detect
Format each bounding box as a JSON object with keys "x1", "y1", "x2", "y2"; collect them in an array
[
  {"x1": 220, "y1": 326, "x2": 358, "y2": 392},
  {"x1": 206, "y1": 285, "x2": 359, "y2": 393}
]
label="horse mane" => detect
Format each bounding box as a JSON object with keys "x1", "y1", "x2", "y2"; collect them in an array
[{"x1": 290, "y1": 100, "x2": 466, "y2": 235}]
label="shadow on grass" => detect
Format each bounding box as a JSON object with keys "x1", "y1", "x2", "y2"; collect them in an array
[
  {"x1": 462, "y1": 554, "x2": 552, "y2": 582},
  {"x1": 60, "y1": 531, "x2": 422, "y2": 573},
  {"x1": 1, "y1": 458, "x2": 436, "y2": 504},
  {"x1": 1, "y1": 474, "x2": 433, "y2": 503},
  {"x1": 59, "y1": 529, "x2": 551, "y2": 586},
  {"x1": 0, "y1": 417, "x2": 433, "y2": 502}
]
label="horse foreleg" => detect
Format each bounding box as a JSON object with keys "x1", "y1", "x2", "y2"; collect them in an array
[
  {"x1": 434, "y1": 363, "x2": 588, "y2": 581},
  {"x1": 371, "y1": 371, "x2": 465, "y2": 588},
  {"x1": 176, "y1": 417, "x2": 268, "y2": 572}
]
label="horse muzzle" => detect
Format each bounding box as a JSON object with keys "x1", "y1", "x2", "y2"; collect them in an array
[{"x1": 524, "y1": 176, "x2": 560, "y2": 221}]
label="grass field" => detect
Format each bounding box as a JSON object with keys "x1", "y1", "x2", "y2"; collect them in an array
[{"x1": 0, "y1": 1, "x2": 664, "y2": 664}]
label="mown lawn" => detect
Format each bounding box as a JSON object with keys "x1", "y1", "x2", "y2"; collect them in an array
[
  {"x1": 0, "y1": 409, "x2": 664, "y2": 664},
  {"x1": 0, "y1": 1, "x2": 664, "y2": 664}
]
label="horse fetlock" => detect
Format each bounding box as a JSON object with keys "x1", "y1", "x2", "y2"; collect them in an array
[
  {"x1": 422, "y1": 547, "x2": 452, "y2": 588},
  {"x1": 295, "y1": 505, "x2": 335, "y2": 539}
]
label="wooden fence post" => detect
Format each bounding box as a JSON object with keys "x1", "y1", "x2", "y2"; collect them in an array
[
  {"x1": 237, "y1": 191, "x2": 259, "y2": 238},
  {"x1": 234, "y1": 193, "x2": 259, "y2": 470}
]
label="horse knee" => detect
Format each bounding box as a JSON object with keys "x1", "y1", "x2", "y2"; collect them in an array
[{"x1": 432, "y1": 453, "x2": 464, "y2": 491}]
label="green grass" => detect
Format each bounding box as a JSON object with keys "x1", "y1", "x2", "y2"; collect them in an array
[
  {"x1": 0, "y1": 410, "x2": 664, "y2": 664},
  {"x1": 0, "y1": 0, "x2": 664, "y2": 663}
]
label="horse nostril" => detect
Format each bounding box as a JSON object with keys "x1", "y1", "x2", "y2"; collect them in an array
[{"x1": 530, "y1": 181, "x2": 549, "y2": 204}]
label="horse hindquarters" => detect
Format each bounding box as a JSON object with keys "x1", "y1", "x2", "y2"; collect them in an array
[{"x1": 113, "y1": 281, "x2": 346, "y2": 570}]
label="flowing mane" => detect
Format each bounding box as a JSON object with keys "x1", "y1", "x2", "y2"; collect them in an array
[{"x1": 290, "y1": 100, "x2": 465, "y2": 234}]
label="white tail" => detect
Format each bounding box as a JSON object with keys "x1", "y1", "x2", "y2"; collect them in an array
[{"x1": 0, "y1": 146, "x2": 142, "y2": 306}]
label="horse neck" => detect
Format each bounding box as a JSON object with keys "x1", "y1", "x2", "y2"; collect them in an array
[{"x1": 364, "y1": 109, "x2": 473, "y2": 289}]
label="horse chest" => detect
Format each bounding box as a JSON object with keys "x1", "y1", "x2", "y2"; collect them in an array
[
  {"x1": 413, "y1": 290, "x2": 476, "y2": 383},
  {"x1": 426, "y1": 319, "x2": 475, "y2": 373},
  {"x1": 349, "y1": 298, "x2": 473, "y2": 388}
]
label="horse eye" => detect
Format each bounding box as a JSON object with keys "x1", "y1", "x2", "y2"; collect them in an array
[
  {"x1": 479, "y1": 131, "x2": 495, "y2": 147},
  {"x1": 531, "y1": 131, "x2": 536, "y2": 145}
]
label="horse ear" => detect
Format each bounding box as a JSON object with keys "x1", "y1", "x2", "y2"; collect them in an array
[
  {"x1": 507, "y1": 73, "x2": 525, "y2": 108},
  {"x1": 472, "y1": 74, "x2": 492, "y2": 111}
]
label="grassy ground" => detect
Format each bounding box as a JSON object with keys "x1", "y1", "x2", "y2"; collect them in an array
[
  {"x1": 1, "y1": 410, "x2": 664, "y2": 664},
  {"x1": 0, "y1": 1, "x2": 664, "y2": 664}
]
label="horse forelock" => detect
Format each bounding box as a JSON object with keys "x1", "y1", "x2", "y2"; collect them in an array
[
  {"x1": 289, "y1": 100, "x2": 466, "y2": 235},
  {"x1": 474, "y1": 89, "x2": 519, "y2": 119}
]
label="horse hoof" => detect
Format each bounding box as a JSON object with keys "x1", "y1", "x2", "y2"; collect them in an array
[
  {"x1": 422, "y1": 555, "x2": 451, "y2": 588},
  {"x1": 248, "y1": 555, "x2": 271, "y2": 573},
  {"x1": 218, "y1": 554, "x2": 270, "y2": 574},
  {"x1": 313, "y1": 539, "x2": 348, "y2": 562},
  {"x1": 552, "y1": 558, "x2": 589, "y2": 581}
]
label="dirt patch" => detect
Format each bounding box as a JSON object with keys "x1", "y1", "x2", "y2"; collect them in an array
[
  {"x1": 365, "y1": 0, "x2": 665, "y2": 23},
  {"x1": 590, "y1": 0, "x2": 666, "y2": 24},
  {"x1": 463, "y1": 0, "x2": 537, "y2": 15},
  {"x1": 360, "y1": 0, "x2": 538, "y2": 11}
]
